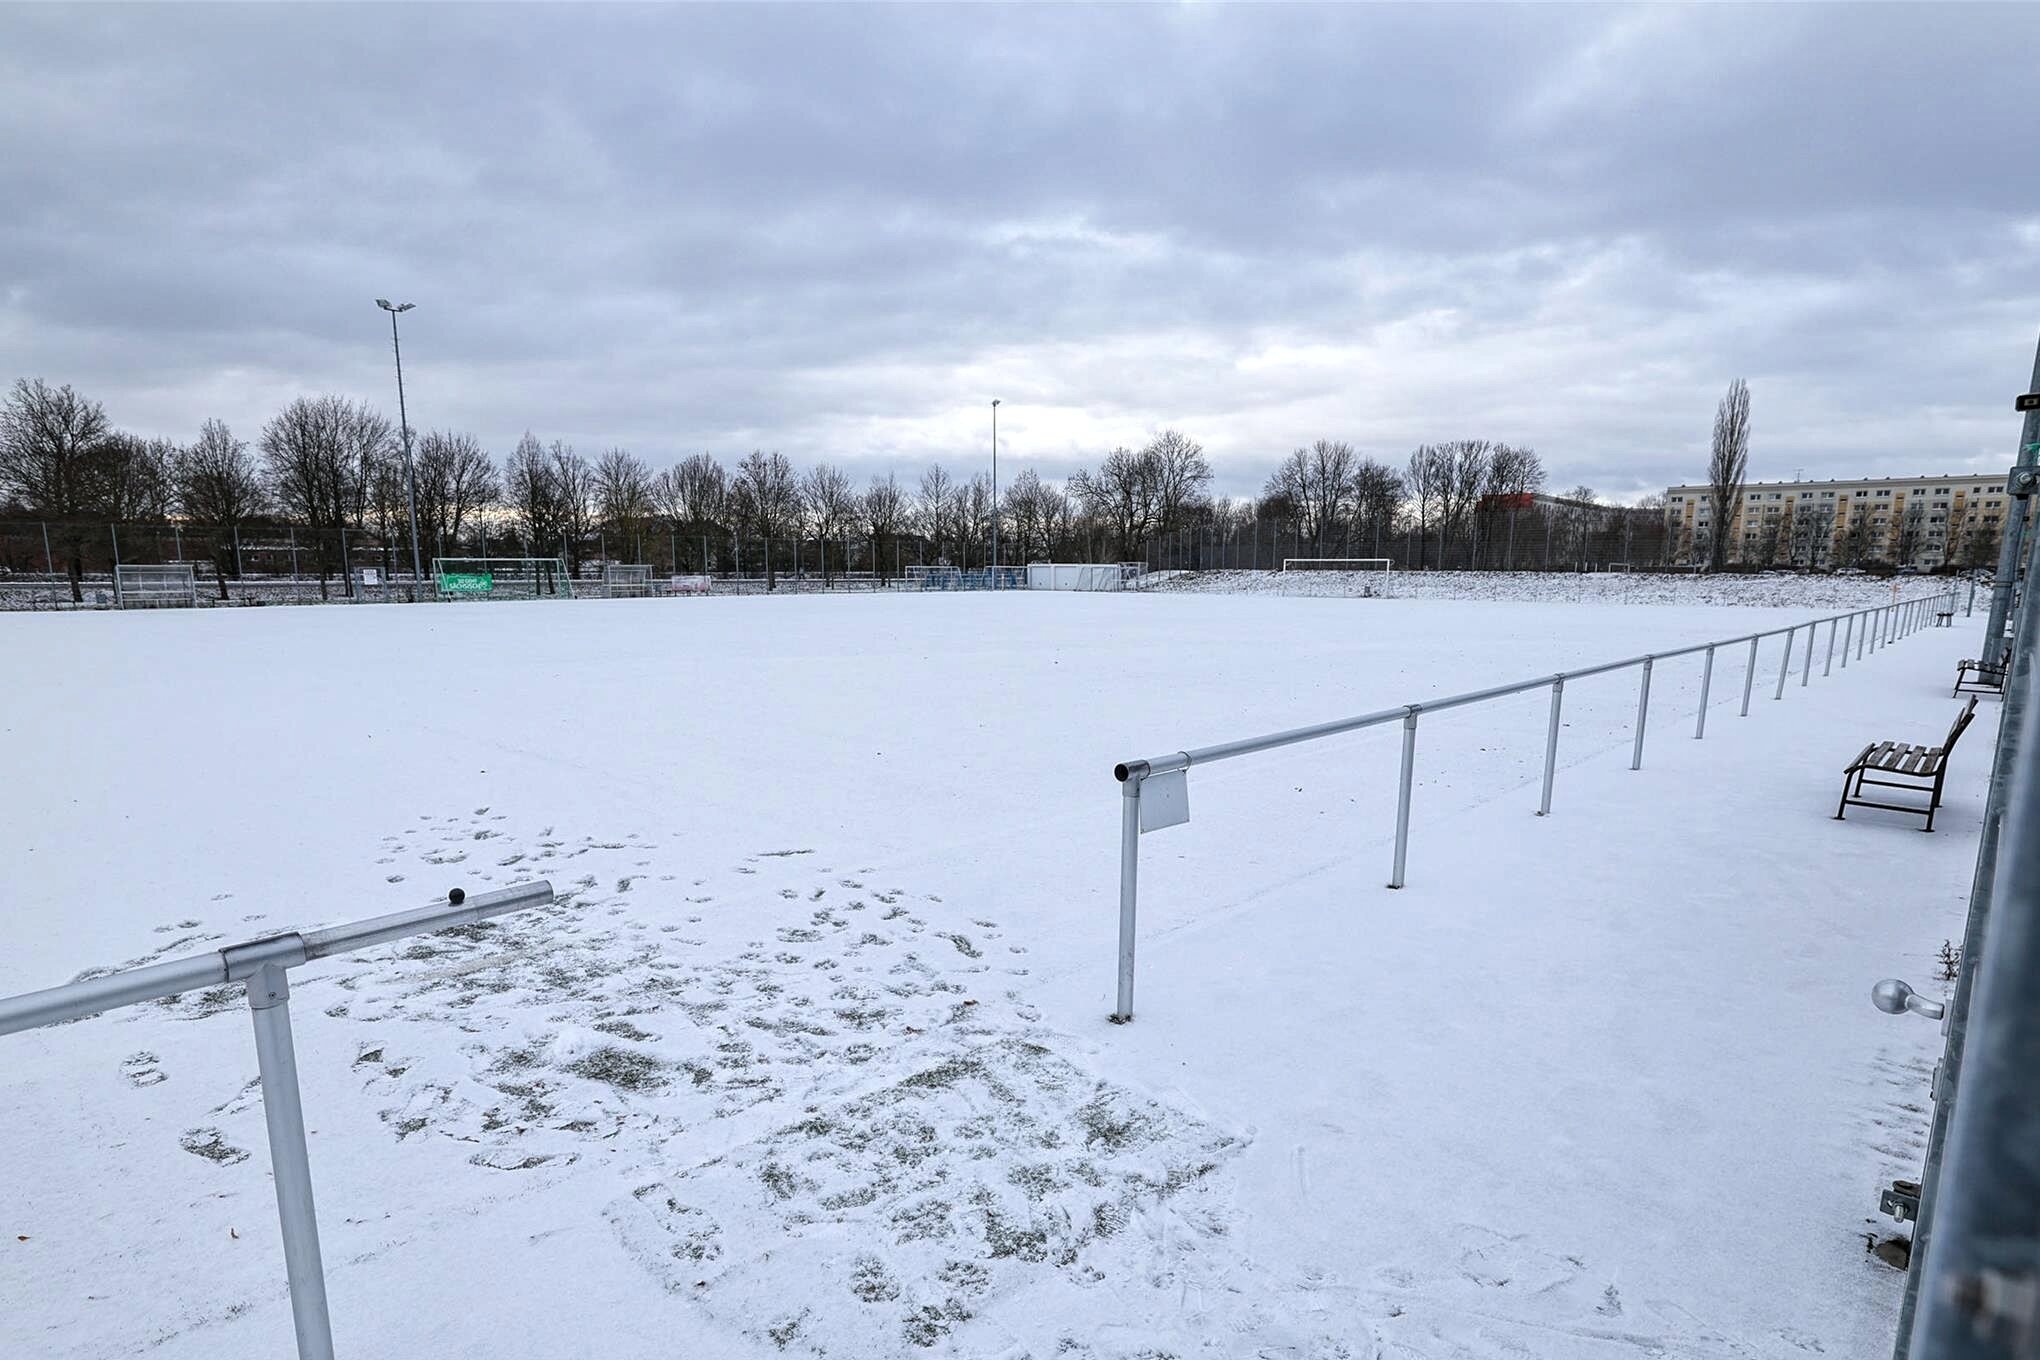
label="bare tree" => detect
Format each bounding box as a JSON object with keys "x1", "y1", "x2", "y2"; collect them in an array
[
  {"x1": 862, "y1": 472, "x2": 910, "y2": 583},
  {"x1": 547, "y1": 442, "x2": 597, "y2": 573},
  {"x1": 916, "y1": 464, "x2": 960, "y2": 564},
  {"x1": 730, "y1": 449, "x2": 800, "y2": 589},
  {"x1": 262, "y1": 395, "x2": 367, "y2": 597},
  {"x1": 1349, "y1": 460, "x2": 1404, "y2": 560},
  {"x1": 177, "y1": 418, "x2": 265, "y2": 590},
  {"x1": 1264, "y1": 440, "x2": 1356, "y2": 551},
  {"x1": 1144, "y1": 429, "x2": 1212, "y2": 538},
  {"x1": 1478, "y1": 444, "x2": 1545, "y2": 568},
  {"x1": 1068, "y1": 446, "x2": 1159, "y2": 561},
  {"x1": 1789, "y1": 499, "x2": 1835, "y2": 569},
  {"x1": 1436, "y1": 439, "x2": 1495, "y2": 566},
  {"x1": 654, "y1": 453, "x2": 728, "y2": 572},
  {"x1": 1402, "y1": 445, "x2": 1449, "y2": 569},
  {"x1": 413, "y1": 430, "x2": 497, "y2": 558},
  {"x1": 1706, "y1": 378, "x2": 1751, "y2": 572},
  {"x1": 0, "y1": 378, "x2": 112, "y2": 598},
  {"x1": 94, "y1": 433, "x2": 178, "y2": 522},
  {"x1": 593, "y1": 447, "x2": 656, "y2": 564},
  {"x1": 800, "y1": 462, "x2": 857, "y2": 580}
]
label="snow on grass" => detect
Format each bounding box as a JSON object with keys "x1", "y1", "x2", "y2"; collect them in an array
[{"x1": 0, "y1": 592, "x2": 1981, "y2": 1358}]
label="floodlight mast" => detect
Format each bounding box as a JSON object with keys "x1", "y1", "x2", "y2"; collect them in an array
[{"x1": 375, "y1": 299, "x2": 424, "y2": 598}]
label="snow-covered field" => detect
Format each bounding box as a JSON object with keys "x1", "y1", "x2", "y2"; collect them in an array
[
  {"x1": 1142, "y1": 567, "x2": 1965, "y2": 611},
  {"x1": 0, "y1": 587, "x2": 1984, "y2": 1358}
]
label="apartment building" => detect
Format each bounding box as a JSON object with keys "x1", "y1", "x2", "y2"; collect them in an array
[{"x1": 1663, "y1": 473, "x2": 2009, "y2": 569}]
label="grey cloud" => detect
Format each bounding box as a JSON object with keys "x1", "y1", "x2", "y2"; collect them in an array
[{"x1": 3, "y1": 3, "x2": 2037, "y2": 502}]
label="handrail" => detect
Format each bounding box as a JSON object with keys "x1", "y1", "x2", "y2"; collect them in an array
[
  {"x1": 1109, "y1": 587, "x2": 1958, "y2": 1021},
  {"x1": 0, "y1": 879, "x2": 555, "y2": 1359}
]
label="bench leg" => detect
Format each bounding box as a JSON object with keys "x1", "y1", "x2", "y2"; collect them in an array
[{"x1": 1836, "y1": 775, "x2": 1853, "y2": 820}]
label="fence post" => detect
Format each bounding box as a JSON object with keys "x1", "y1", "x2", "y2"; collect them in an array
[
  {"x1": 1631, "y1": 658, "x2": 1653, "y2": 770},
  {"x1": 1741, "y1": 635, "x2": 1759, "y2": 715},
  {"x1": 1538, "y1": 678, "x2": 1563, "y2": 814},
  {"x1": 1112, "y1": 768, "x2": 1144, "y2": 1023},
  {"x1": 40, "y1": 520, "x2": 54, "y2": 577},
  {"x1": 110, "y1": 524, "x2": 123, "y2": 606},
  {"x1": 1388, "y1": 708, "x2": 1419, "y2": 888},
  {"x1": 1967, "y1": 577, "x2": 1977, "y2": 617},
  {"x1": 1859, "y1": 609, "x2": 1869, "y2": 660},
  {"x1": 1824, "y1": 617, "x2": 1838, "y2": 676},
  {"x1": 1870, "y1": 608, "x2": 1880, "y2": 654},
  {"x1": 1775, "y1": 627, "x2": 1793, "y2": 700},
  {"x1": 1842, "y1": 613, "x2": 1854, "y2": 668},
  {"x1": 1802, "y1": 624, "x2": 1815, "y2": 686},
  {"x1": 244, "y1": 961, "x2": 336, "y2": 1360},
  {"x1": 1696, "y1": 646, "x2": 1715, "y2": 738}
]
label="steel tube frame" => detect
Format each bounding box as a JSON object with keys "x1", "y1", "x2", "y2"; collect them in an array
[
  {"x1": 1842, "y1": 612, "x2": 1853, "y2": 669},
  {"x1": 1695, "y1": 646, "x2": 1714, "y2": 739},
  {"x1": 1802, "y1": 623, "x2": 1815, "y2": 687},
  {"x1": 1824, "y1": 618, "x2": 1837, "y2": 677},
  {"x1": 1389, "y1": 709, "x2": 1418, "y2": 888},
  {"x1": 1107, "y1": 589, "x2": 1946, "y2": 1022},
  {"x1": 0, "y1": 880, "x2": 554, "y2": 1357},
  {"x1": 1775, "y1": 626, "x2": 1793, "y2": 700},
  {"x1": 1631, "y1": 658, "x2": 1653, "y2": 770},
  {"x1": 1538, "y1": 679, "x2": 1563, "y2": 814}
]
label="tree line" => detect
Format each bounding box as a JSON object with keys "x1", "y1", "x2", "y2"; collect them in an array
[{"x1": 3, "y1": 375, "x2": 1656, "y2": 599}]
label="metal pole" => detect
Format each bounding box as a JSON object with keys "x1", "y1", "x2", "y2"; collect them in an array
[
  {"x1": 232, "y1": 523, "x2": 243, "y2": 579},
  {"x1": 1389, "y1": 709, "x2": 1418, "y2": 888},
  {"x1": 1538, "y1": 678, "x2": 1562, "y2": 814},
  {"x1": 1824, "y1": 617, "x2": 1837, "y2": 676},
  {"x1": 1967, "y1": 576, "x2": 1977, "y2": 617},
  {"x1": 1842, "y1": 612, "x2": 1853, "y2": 668},
  {"x1": 1631, "y1": 658, "x2": 1653, "y2": 770},
  {"x1": 1775, "y1": 627, "x2": 1793, "y2": 699},
  {"x1": 384, "y1": 304, "x2": 425, "y2": 600},
  {"x1": 110, "y1": 523, "x2": 122, "y2": 606},
  {"x1": 245, "y1": 964, "x2": 336, "y2": 1360},
  {"x1": 1741, "y1": 636, "x2": 1759, "y2": 715},
  {"x1": 1859, "y1": 608, "x2": 1869, "y2": 660},
  {"x1": 173, "y1": 524, "x2": 182, "y2": 562},
  {"x1": 1802, "y1": 623, "x2": 1815, "y2": 686},
  {"x1": 989, "y1": 399, "x2": 1000, "y2": 588},
  {"x1": 1901, "y1": 500, "x2": 2040, "y2": 1358},
  {"x1": 1696, "y1": 646, "x2": 1714, "y2": 738},
  {"x1": 290, "y1": 526, "x2": 299, "y2": 581},
  {"x1": 1113, "y1": 774, "x2": 1142, "y2": 1023},
  {"x1": 40, "y1": 520, "x2": 52, "y2": 575}
]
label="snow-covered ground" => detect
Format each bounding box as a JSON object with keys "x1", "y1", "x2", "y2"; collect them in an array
[
  {"x1": 0, "y1": 590, "x2": 1983, "y2": 1358},
  {"x1": 1142, "y1": 567, "x2": 1969, "y2": 611}
]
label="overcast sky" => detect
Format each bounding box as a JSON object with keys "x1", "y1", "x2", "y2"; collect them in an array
[{"x1": 3, "y1": 4, "x2": 2037, "y2": 503}]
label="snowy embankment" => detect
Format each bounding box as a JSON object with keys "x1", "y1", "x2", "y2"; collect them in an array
[
  {"x1": 0, "y1": 593, "x2": 1982, "y2": 1359},
  {"x1": 1143, "y1": 566, "x2": 1961, "y2": 610}
]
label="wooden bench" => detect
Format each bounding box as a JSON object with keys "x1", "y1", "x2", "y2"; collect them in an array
[
  {"x1": 1954, "y1": 647, "x2": 2012, "y2": 697},
  {"x1": 1835, "y1": 696, "x2": 1978, "y2": 832}
]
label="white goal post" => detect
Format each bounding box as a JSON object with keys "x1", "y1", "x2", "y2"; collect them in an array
[
  {"x1": 431, "y1": 557, "x2": 574, "y2": 601},
  {"x1": 115, "y1": 563, "x2": 198, "y2": 608},
  {"x1": 1280, "y1": 558, "x2": 1394, "y2": 573},
  {"x1": 603, "y1": 563, "x2": 655, "y2": 598}
]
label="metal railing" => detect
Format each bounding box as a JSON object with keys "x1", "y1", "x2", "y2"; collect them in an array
[
  {"x1": 0, "y1": 880, "x2": 556, "y2": 1360},
  {"x1": 1107, "y1": 588, "x2": 1959, "y2": 1022}
]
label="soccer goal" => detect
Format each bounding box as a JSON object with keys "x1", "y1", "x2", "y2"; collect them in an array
[
  {"x1": 1281, "y1": 558, "x2": 1394, "y2": 575},
  {"x1": 1604, "y1": 562, "x2": 1634, "y2": 574},
  {"x1": 431, "y1": 557, "x2": 574, "y2": 601},
  {"x1": 115, "y1": 563, "x2": 198, "y2": 608},
  {"x1": 603, "y1": 563, "x2": 655, "y2": 598}
]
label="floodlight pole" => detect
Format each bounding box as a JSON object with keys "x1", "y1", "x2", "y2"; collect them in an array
[
  {"x1": 377, "y1": 300, "x2": 425, "y2": 600},
  {"x1": 983, "y1": 393, "x2": 991, "y2": 587}
]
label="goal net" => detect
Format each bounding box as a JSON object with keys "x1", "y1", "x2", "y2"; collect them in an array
[
  {"x1": 604, "y1": 563, "x2": 655, "y2": 598},
  {"x1": 116, "y1": 563, "x2": 197, "y2": 608},
  {"x1": 431, "y1": 557, "x2": 574, "y2": 601},
  {"x1": 1281, "y1": 558, "x2": 1393, "y2": 574}
]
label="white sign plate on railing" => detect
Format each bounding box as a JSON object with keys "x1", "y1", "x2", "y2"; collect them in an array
[{"x1": 1139, "y1": 769, "x2": 1190, "y2": 833}]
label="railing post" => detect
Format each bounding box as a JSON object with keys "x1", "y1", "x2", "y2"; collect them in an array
[
  {"x1": 1870, "y1": 608, "x2": 1880, "y2": 654},
  {"x1": 245, "y1": 963, "x2": 336, "y2": 1360},
  {"x1": 1774, "y1": 626, "x2": 1793, "y2": 700},
  {"x1": 1389, "y1": 707, "x2": 1418, "y2": 888},
  {"x1": 1538, "y1": 678, "x2": 1562, "y2": 814},
  {"x1": 1695, "y1": 645, "x2": 1715, "y2": 738},
  {"x1": 1741, "y1": 635, "x2": 1759, "y2": 715},
  {"x1": 1842, "y1": 612, "x2": 1853, "y2": 668},
  {"x1": 1112, "y1": 769, "x2": 1144, "y2": 1023},
  {"x1": 1967, "y1": 577, "x2": 1977, "y2": 617},
  {"x1": 1630, "y1": 658, "x2": 1654, "y2": 769},
  {"x1": 1802, "y1": 623, "x2": 1815, "y2": 686},
  {"x1": 1824, "y1": 616, "x2": 1838, "y2": 676},
  {"x1": 1859, "y1": 609, "x2": 1870, "y2": 660}
]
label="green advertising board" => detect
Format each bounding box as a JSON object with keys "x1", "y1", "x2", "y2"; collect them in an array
[{"x1": 438, "y1": 571, "x2": 494, "y2": 595}]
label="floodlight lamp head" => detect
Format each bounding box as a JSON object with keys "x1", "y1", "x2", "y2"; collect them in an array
[{"x1": 991, "y1": 399, "x2": 1000, "y2": 407}]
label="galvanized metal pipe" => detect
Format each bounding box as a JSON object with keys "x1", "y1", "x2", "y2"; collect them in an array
[
  {"x1": 1842, "y1": 612, "x2": 1853, "y2": 668},
  {"x1": 1695, "y1": 645, "x2": 1715, "y2": 739},
  {"x1": 1775, "y1": 626, "x2": 1793, "y2": 700},
  {"x1": 1860, "y1": 609, "x2": 1870, "y2": 660},
  {"x1": 246, "y1": 964, "x2": 334, "y2": 1360},
  {"x1": 1538, "y1": 679, "x2": 1563, "y2": 815},
  {"x1": 1630, "y1": 658, "x2": 1653, "y2": 770},
  {"x1": 1742, "y1": 635, "x2": 1760, "y2": 716},
  {"x1": 1113, "y1": 775, "x2": 1142, "y2": 1022},
  {"x1": 1824, "y1": 617, "x2": 1837, "y2": 677},
  {"x1": 1802, "y1": 622, "x2": 1815, "y2": 686},
  {"x1": 1388, "y1": 708, "x2": 1418, "y2": 889}
]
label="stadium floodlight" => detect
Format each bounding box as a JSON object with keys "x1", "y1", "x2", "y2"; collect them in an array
[
  {"x1": 374, "y1": 298, "x2": 424, "y2": 599},
  {"x1": 990, "y1": 400, "x2": 1001, "y2": 588}
]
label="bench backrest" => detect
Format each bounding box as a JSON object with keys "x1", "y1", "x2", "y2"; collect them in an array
[{"x1": 1944, "y1": 695, "x2": 1979, "y2": 753}]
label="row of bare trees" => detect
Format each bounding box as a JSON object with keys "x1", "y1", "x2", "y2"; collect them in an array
[{"x1": 11, "y1": 373, "x2": 1661, "y2": 595}]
